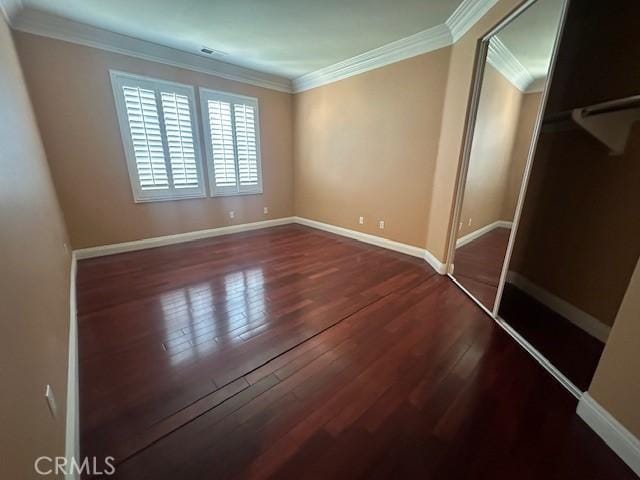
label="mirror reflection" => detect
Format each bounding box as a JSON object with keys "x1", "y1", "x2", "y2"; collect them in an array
[
  {"x1": 498, "y1": 1, "x2": 640, "y2": 391},
  {"x1": 451, "y1": 0, "x2": 564, "y2": 311}
]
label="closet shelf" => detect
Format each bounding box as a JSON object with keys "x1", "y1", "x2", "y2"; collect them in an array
[{"x1": 542, "y1": 95, "x2": 640, "y2": 155}]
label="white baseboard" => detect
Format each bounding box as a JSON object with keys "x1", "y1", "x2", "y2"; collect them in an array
[
  {"x1": 578, "y1": 393, "x2": 640, "y2": 476},
  {"x1": 72, "y1": 215, "x2": 446, "y2": 274},
  {"x1": 65, "y1": 253, "x2": 79, "y2": 480},
  {"x1": 456, "y1": 220, "x2": 512, "y2": 248},
  {"x1": 74, "y1": 217, "x2": 295, "y2": 259},
  {"x1": 506, "y1": 271, "x2": 610, "y2": 342},
  {"x1": 294, "y1": 216, "x2": 446, "y2": 274}
]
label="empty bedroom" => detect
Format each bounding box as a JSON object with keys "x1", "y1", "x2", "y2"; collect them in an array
[{"x1": 1, "y1": 0, "x2": 639, "y2": 478}]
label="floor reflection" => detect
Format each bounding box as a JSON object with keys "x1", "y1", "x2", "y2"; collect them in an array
[
  {"x1": 453, "y1": 227, "x2": 511, "y2": 310},
  {"x1": 160, "y1": 267, "x2": 266, "y2": 366}
]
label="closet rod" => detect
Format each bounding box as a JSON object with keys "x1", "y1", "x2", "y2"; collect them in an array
[
  {"x1": 544, "y1": 95, "x2": 640, "y2": 123},
  {"x1": 541, "y1": 95, "x2": 640, "y2": 155},
  {"x1": 542, "y1": 111, "x2": 571, "y2": 124},
  {"x1": 579, "y1": 95, "x2": 640, "y2": 117}
]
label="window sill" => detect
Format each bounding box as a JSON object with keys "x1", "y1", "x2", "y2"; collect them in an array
[
  {"x1": 210, "y1": 190, "x2": 264, "y2": 198},
  {"x1": 133, "y1": 192, "x2": 207, "y2": 203}
]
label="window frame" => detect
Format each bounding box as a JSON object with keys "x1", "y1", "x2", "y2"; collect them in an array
[
  {"x1": 198, "y1": 87, "x2": 264, "y2": 197},
  {"x1": 110, "y1": 70, "x2": 206, "y2": 203}
]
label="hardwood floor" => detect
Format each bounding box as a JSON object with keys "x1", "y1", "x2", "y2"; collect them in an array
[
  {"x1": 499, "y1": 283, "x2": 605, "y2": 391},
  {"x1": 77, "y1": 224, "x2": 634, "y2": 479},
  {"x1": 453, "y1": 227, "x2": 511, "y2": 309}
]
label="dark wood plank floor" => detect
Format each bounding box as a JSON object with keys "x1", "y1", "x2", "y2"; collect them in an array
[
  {"x1": 453, "y1": 227, "x2": 511, "y2": 309},
  {"x1": 77, "y1": 224, "x2": 634, "y2": 479},
  {"x1": 499, "y1": 283, "x2": 605, "y2": 391}
]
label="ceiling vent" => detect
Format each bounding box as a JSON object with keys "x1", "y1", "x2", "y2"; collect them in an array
[{"x1": 200, "y1": 47, "x2": 227, "y2": 56}]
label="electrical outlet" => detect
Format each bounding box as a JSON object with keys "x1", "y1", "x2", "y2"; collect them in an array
[
  {"x1": 63, "y1": 242, "x2": 69, "y2": 255},
  {"x1": 229, "y1": 211, "x2": 235, "y2": 219},
  {"x1": 45, "y1": 385, "x2": 57, "y2": 418},
  {"x1": 459, "y1": 222, "x2": 462, "y2": 231},
  {"x1": 358, "y1": 216, "x2": 364, "y2": 225},
  {"x1": 468, "y1": 218, "x2": 472, "y2": 226},
  {"x1": 378, "y1": 220, "x2": 385, "y2": 230},
  {"x1": 263, "y1": 207, "x2": 268, "y2": 214}
]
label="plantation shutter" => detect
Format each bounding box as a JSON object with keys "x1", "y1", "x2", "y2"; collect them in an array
[
  {"x1": 160, "y1": 91, "x2": 200, "y2": 189},
  {"x1": 122, "y1": 86, "x2": 168, "y2": 189},
  {"x1": 207, "y1": 99, "x2": 238, "y2": 191},
  {"x1": 111, "y1": 71, "x2": 205, "y2": 202},
  {"x1": 200, "y1": 88, "x2": 263, "y2": 196},
  {"x1": 233, "y1": 103, "x2": 259, "y2": 190}
]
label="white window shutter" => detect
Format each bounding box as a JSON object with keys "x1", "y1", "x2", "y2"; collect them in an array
[
  {"x1": 123, "y1": 86, "x2": 169, "y2": 189},
  {"x1": 233, "y1": 103, "x2": 260, "y2": 190},
  {"x1": 111, "y1": 71, "x2": 205, "y2": 202},
  {"x1": 207, "y1": 100, "x2": 238, "y2": 190},
  {"x1": 200, "y1": 88, "x2": 263, "y2": 196},
  {"x1": 160, "y1": 91, "x2": 199, "y2": 189}
]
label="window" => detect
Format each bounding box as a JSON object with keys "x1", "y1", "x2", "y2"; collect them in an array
[
  {"x1": 199, "y1": 88, "x2": 263, "y2": 196},
  {"x1": 110, "y1": 71, "x2": 205, "y2": 202}
]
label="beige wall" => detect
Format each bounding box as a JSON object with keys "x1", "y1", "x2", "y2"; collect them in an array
[
  {"x1": 458, "y1": 64, "x2": 523, "y2": 238},
  {"x1": 0, "y1": 18, "x2": 71, "y2": 479},
  {"x1": 15, "y1": 32, "x2": 294, "y2": 249},
  {"x1": 425, "y1": 0, "x2": 525, "y2": 261},
  {"x1": 503, "y1": 91, "x2": 542, "y2": 219},
  {"x1": 590, "y1": 257, "x2": 640, "y2": 438},
  {"x1": 293, "y1": 48, "x2": 451, "y2": 248},
  {"x1": 14, "y1": 3, "x2": 526, "y2": 256}
]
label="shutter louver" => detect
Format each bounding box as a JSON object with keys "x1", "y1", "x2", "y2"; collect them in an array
[
  {"x1": 123, "y1": 86, "x2": 168, "y2": 190},
  {"x1": 234, "y1": 104, "x2": 259, "y2": 186},
  {"x1": 207, "y1": 100, "x2": 238, "y2": 188},
  {"x1": 160, "y1": 91, "x2": 199, "y2": 188}
]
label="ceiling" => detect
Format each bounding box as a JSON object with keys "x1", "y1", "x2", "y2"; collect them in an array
[
  {"x1": 495, "y1": 0, "x2": 564, "y2": 81},
  {"x1": 20, "y1": 0, "x2": 460, "y2": 79}
]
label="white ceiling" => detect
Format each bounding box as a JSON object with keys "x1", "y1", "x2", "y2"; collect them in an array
[
  {"x1": 495, "y1": 0, "x2": 564, "y2": 81},
  {"x1": 20, "y1": 0, "x2": 460, "y2": 79}
]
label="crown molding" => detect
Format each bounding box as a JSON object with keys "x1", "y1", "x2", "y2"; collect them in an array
[
  {"x1": 0, "y1": 0, "x2": 22, "y2": 25},
  {"x1": 10, "y1": 9, "x2": 293, "y2": 93},
  {"x1": 5, "y1": 0, "x2": 509, "y2": 95},
  {"x1": 487, "y1": 36, "x2": 535, "y2": 92},
  {"x1": 293, "y1": 0, "x2": 500, "y2": 93},
  {"x1": 292, "y1": 24, "x2": 452, "y2": 93},
  {"x1": 446, "y1": 0, "x2": 499, "y2": 42}
]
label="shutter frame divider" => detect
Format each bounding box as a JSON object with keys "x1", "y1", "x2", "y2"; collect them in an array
[
  {"x1": 229, "y1": 102, "x2": 241, "y2": 192},
  {"x1": 154, "y1": 85, "x2": 176, "y2": 190}
]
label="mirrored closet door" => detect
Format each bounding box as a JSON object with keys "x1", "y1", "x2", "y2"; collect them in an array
[
  {"x1": 449, "y1": 0, "x2": 640, "y2": 395},
  {"x1": 448, "y1": 0, "x2": 566, "y2": 313},
  {"x1": 496, "y1": 0, "x2": 640, "y2": 392}
]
